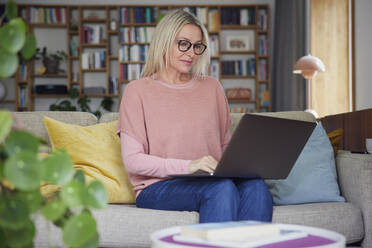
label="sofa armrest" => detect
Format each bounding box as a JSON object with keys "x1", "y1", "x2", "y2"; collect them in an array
[{"x1": 336, "y1": 150, "x2": 372, "y2": 247}]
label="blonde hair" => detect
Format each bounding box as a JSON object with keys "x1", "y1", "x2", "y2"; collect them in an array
[{"x1": 141, "y1": 9, "x2": 210, "y2": 78}]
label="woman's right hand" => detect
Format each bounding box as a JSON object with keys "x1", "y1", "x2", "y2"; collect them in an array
[{"x1": 189, "y1": 156, "x2": 218, "y2": 174}]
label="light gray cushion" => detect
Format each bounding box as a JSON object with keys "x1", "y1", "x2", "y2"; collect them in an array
[
  {"x1": 273, "y1": 202, "x2": 363, "y2": 244},
  {"x1": 13, "y1": 111, "x2": 97, "y2": 145},
  {"x1": 266, "y1": 123, "x2": 345, "y2": 205}
]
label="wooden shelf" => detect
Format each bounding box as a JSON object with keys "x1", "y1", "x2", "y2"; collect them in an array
[
  {"x1": 220, "y1": 51, "x2": 256, "y2": 55},
  {"x1": 0, "y1": 100, "x2": 16, "y2": 103},
  {"x1": 221, "y1": 25, "x2": 256, "y2": 30},
  {"x1": 81, "y1": 43, "x2": 107, "y2": 47},
  {"x1": 81, "y1": 69, "x2": 107, "y2": 72},
  {"x1": 32, "y1": 94, "x2": 69, "y2": 98},
  {"x1": 120, "y1": 61, "x2": 145, "y2": 64},
  {"x1": 15, "y1": 4, "x2": 270, "y2": 112},
  {"x1": 228, "y1": 99, "x2": 256, "y2": 104},
  {"x1": 119, "y1": 42, "x2": 150, "y2": 45},
  {"x1": 120, "y1": 23, "x2": 156, "y2": 27},
  {"x1": 30, "y1": 23, "x2": 67, "y2": 28},
  {"x1": 221, "y1": 75, "x2": 256, "y2": 79},
  {"x1": 32, "y1": 74, "x2": 68, "y2": 78}
]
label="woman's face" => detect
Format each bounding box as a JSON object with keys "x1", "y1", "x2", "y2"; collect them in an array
[{"x1": 168, "y1": 24, "x2": 203, "y2": 75}]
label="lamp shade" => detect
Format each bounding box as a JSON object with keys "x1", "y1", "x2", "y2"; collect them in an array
[{"x1": 293, "y1": 55, "x2": 325, "y2": 79}]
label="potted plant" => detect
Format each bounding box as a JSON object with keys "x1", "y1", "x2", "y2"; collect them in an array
[{"x1": 35, "y1": 47, "x2": 67, "y2": 74}]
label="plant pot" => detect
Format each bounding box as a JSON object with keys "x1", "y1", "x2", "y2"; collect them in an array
[{"x1": 43, "y1": 58, "x2": 60, "y2": 74}]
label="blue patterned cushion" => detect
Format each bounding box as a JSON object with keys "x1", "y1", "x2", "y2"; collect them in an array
[{"x1": 265, "y1": 123, "x2": 345, "y2": 205}]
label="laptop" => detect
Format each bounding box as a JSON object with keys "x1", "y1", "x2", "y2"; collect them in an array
[{"x1": 169, "y1": 114, "x2": 316, "y2": 180}]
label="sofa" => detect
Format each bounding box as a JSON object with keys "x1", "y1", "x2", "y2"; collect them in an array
[{"x1": 13, "y1": 111, "x2": 372, "y2": 248}]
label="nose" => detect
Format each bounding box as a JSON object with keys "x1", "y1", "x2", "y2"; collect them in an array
[{"x1": 185, "y1": 46, "x2": 195, "y2": 57}]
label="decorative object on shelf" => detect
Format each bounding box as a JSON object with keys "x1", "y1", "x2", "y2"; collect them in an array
[
  {"x1": 293, "y1": 54, "x2": 326, "y2": 118},
  {"x1": 36, "y1": 66, "x2": 46, "y2": 75},
  {"x1": 0, "y1": 81, "x2": 7, "y2": 100},
  {"x1": 0, "y1": 0, "x2": 36, "y2": 79},
  {"x1": 110, "y1": 18, "x2": 117, "y2": 31},
  {"x1": 226, "y1": 35, "x2": 251, "y2": 51},
  {"x1": 35, "y1": 47, "x2": 68, "y2": 74},
  {"x1": 0, "y1": 110, "x2": 108, "y2": 248},
  {"x1": 225, "y1": 88, "x2": 251, "y2": 100},
  {"x1": 49, "y1": 87, "x2": 114, "y2": 118}
]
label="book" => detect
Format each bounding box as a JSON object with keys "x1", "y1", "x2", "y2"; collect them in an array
[
  {"x1": 175, "y1": 227, "x2": 308, "y2": 248},
  {"x1": 180, "y1": 221, "x2": 280, "y2": 242}
]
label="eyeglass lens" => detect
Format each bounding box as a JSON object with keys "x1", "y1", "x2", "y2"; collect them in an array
[{"x1": 178, "y1": 40, "x2": 206, "y2": 55}]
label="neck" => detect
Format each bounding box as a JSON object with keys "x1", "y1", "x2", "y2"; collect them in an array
[{"x1": 159, "y1": 70, "x2": 191, "y2": 84}]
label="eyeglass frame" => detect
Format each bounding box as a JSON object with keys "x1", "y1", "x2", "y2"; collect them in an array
[{"x1": 177, "y1": 40, "x2": 207, "y2": 55}]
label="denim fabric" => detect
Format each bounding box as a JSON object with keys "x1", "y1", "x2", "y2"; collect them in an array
[{"x1": 136, "y1": 178, "x2": 273, "y2": 223}]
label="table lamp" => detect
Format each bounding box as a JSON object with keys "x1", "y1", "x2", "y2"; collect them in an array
[{"x1": 293, "y1": 54, "x2": 325, "y2": 118}]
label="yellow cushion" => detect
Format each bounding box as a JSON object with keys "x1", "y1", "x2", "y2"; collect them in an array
[
  {"x1": 43, "y1": 116, "x2": 135, "y2": 203},
  {"x1": 327, "y1": 128, "x2": 343, "y2": 157}
]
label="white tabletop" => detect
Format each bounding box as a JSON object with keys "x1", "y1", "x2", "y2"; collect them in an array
[{"x1": 151, "y1": 223, "x2": 346, "y2": 248}]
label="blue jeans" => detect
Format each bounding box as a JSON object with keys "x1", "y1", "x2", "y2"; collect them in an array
[{"x1": 136, "y1": 178, "x2": 273, "y2": 223}]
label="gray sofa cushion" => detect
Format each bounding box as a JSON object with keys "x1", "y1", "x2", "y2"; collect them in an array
[{"x1": 13, "y1": 111, "x2": 97, "y2": 145}]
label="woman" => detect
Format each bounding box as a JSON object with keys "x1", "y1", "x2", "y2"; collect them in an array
[{"x1": 117, "y1": 9, "x2": 273, "y2": 223}]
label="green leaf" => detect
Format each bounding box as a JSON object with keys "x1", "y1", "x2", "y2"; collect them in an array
[
  {"x1": 83, "y1": 181, "x2": 108, "y2": 209},
  {"x1": 16, "y1": 190, "x2": 43, "y2": 214},
  {"x1": 4, "y1": 151, "x2": 42, "y2": 191},
  {"x1": 74, "y1": 170, "x2": 85, "y2": 184},
  {"x1": 0, "y1": 110, "x2": 12, "y2": 143},
  {"x1": 42, "y1": 199, "x2": 66, "y2": 222},
  {"x1": 5, "y1": 0, "x2": 18, "y2": 20},
  {"x1": 0, "y1": 46, "x2": 19, "y2": 79},
  {"x1": 76, "y1": 232, "x2": 99, "y2": 248},
  {"x1": 4, "y1": 219, "x2": 35, "y2": 248},
  {"x1": 42, "y1": 149, "x2": 74, "y2": 185},
  {"x1": 4, "y1": 130, "x2": 40, "y2": 156},
  {"x1": 0, "y1": 227, "x2": 7, "y2": 248},
  {"x1": 0, "y1": 18, "x2": 26, "y2": 54},
  {"x1": 63, "y1": 212, "x2": 97, "y2": 247},
  {"x1": 60, "y1": 180, "x2": 84, "y2": 208},
  {"x1": 69, "y1": 87, "x2": 79, "y2": 99},
  {"x1": 21, "y1": 34, "x2": 37, "y2": 60},
  {"x1": 0, "y1": 196, "x2": 29, "y2": 230}
]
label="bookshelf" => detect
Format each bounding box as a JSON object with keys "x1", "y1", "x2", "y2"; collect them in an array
[{"x1": 10, "y1": 4, "x2": 270, "y2": 113}]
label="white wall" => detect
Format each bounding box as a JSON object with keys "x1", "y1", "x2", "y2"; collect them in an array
[
  {"x1": 8, "y1": 0, "x2": 275, "y2": 112},
  {"x1": 355, "y1": 0, "x2": 372, "y2": 111}
]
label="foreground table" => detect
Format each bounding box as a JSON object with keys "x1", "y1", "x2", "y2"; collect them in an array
[{"x1": 151, "y1": 223, "x2": 346, "y2": 248}]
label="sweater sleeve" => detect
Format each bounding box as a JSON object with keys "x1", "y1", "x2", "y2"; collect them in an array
[
  {"x1": 121, "y1": 132, "x2": 191, "y2": 178},
  {"x1": 215, "y1": 79, "x2": 232, "y2": 153}
]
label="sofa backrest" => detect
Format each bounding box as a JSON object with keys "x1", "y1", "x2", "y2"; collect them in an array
[
  {"x1": 13, "y1": 111, "x2": 97, "y2": 145},
  {"x1": 12, "y1": 110, "x2": 316, "y2": 145}
]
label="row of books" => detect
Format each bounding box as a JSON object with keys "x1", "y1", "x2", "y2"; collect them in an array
[
  {"x1": 257, "y1": 9, "x2": 268, "y2": 30},
  {"x1": 221, "y1": 59, "x2": 256, "y2": 76},
  {"x1": 69, "y1": 40, "x2": 79, "y2": 57},
  {"x1": 258, "y1": 36, "x2": 268, "y2": 56},
  {"x1": 208, "y1": 9, "x2": 220, "y2": 33},
  {"x1": 119, "y1": 27, "x2": 155, "y2": 43},
  {"x1": 220, "y1": 7, "x2": 256, "y2": 25},
  {"x1": 28, "y1": 7, "x2": 66, "y2": 24},
  {"x1": 19, "y1": 87, "x2": 28, "y2": 107},
  {"x1": 119, "y1": 45, "x2": 148, "y2": 62},
  {"x1": 258, "y1": 59, "x2": 268, "y2": 80},
  {"x1": 108, "y1": 76, "x2": 119, "y2": 94},
  {"x1": 81, "y1": 51, "x2": 106, "y2": 69},
  {"x1": 80, "y1": 25, "x2": 104, "y2": 44},
  {"x1": 209, "y1": 60, "x2": 219, "y2": 79},
  {"x1": 183, "y1": 7, "x2": 207, "y2": 25},
  {"x1": 120, "y1": 64, "x2": 143, "y2": 81},
  {"x1": 19, "y1": 63, "x2": 28, "y2": 81},
  {"x1": 209, "y1": 35, "x2": 219, "y2": 57},
  {"x1": 119, "y1": 7, "x2": 157, "y2": 24}
]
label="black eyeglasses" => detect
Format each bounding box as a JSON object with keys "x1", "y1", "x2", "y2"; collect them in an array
[{"x1": 177, "y1": 40, "x2": 207, "y2": 55}]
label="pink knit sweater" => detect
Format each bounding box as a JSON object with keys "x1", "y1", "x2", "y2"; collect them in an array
[{"x1": 117, "y1": 74, "x2": 231, "y2": 196}]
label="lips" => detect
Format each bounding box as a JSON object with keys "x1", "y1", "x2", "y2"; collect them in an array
[{"x1": 181, "y1": 60, "x2": 192, "y2": 66}]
